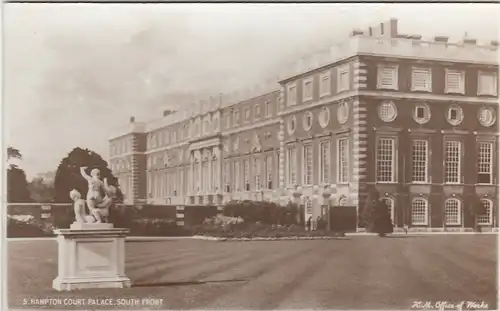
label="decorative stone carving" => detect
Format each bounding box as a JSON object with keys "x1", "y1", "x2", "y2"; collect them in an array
[
  {"x1": 251, "y1": 132, "x2": 262, "y2": 152},
  {"x1": 337, "y1": 101, "x2": 349, "y2": 124},
  {"x1": 479, "y1": 107, "x2": 496, "y2": 127},
  {"x1": 319, "y1": 107, "x2": 330, "y2": 128}
]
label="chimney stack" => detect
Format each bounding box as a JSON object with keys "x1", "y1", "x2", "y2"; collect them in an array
[
  {"x1": 434, "y1": 36, "x2": 449, "y2": 43},
  {"x1": 129, "y1": 116, "x2": 135, "y2": 123},
  {"x1": 350, "y1": 29, "x2": 364, "y2": 37},
  {"x1": 163, "y1": 110, "x2": 173, "y2": 117},
  {"x1": 491, "y1": 40, "x2": 499, "y2": 47}
]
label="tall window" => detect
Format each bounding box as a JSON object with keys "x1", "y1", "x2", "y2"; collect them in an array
[
  {"x1": 320, "y1": 141, "x2": 331, "y2": 184},
  {"x1": 265, "y1": 101, "x2": 272, "y2": 117},
  {"x1": 411, "y1": 67, "x2": 432, "y2": 92},
  {"x1": 411, "y1": 198, "x2": 428, "y2": 225},
  {"x1": 478, "y1": 199, "x2": 493, "y2": 225},
  {"x1": 445, "y1": 69, "x2": 465, "y2": 94},
  {"x1": 320, "y1": 71, "x2": 331, "y2": 96},
  {"x1": 337, "y1": 65, "x2": 350, "y2": 92},
  {"x1": 233, "y1": 109, "x2": 240, "y2": 126},
  {"x1": 478, "y1": 142, "x2": 493, "y2": 184},
  {"x1": 287, "y1": 84, "x2": 297, "y2": 106},
  {"x1": 254, "y1": 104, "x2": 261, "y2": 119},
  {"x1": 445, "y1": 198, "x2": 461, "y2": 225},
  {"x1": 265, "y1": 155, "x2": 273, "y2": 189},
  {"x1": 337, "y1": 138, "x2": 348, "y2": 183},
  {"x1": 376, "y1": 138, "x2": 396, "y2": 182},
  {"x1": 287, "y1": 146, "x2": 297, "y2": 186},
  {"x1": 212, "y1": 160, "x2": 217, "y2": 192},
  {"x1": 445, "y1": 140, "x2": 461, "y2": 184},
  {"x1": 234, "y1": 161, "x2": 240, "y2": 191},
  {"x1": 244, "y1": 108, "x2": 251, "y2": 123},
  {"x1": 303, "y1": 144, "x2": 313, "y2": 185},
  {"x1": 377, "y1": 64, "x2": 398, "y2": 90},
  {"x1": 478, "y1": 71, "x2": 498, "y2": 96},
  {"x1": 243, "y1": 159, "x2": 250, "y2": 190},
  {"x1": 412, "y1": 139, "x2": 428, "y2": 183},
  {"x1": 224, "y1": 163, "x2": 230, "y2": 192},
  {"x1": 254, "y1": 157, "x2": 261, "y2": 190},
  {"x1": 303, "y1": 78, "x2": 313, "y2": 101},
  {"x1": 225, "y1": 113, "x2": 231, "y2": 129},
  {"x1": 305, "y1": 197, "x2": 313, "y2": 214}
]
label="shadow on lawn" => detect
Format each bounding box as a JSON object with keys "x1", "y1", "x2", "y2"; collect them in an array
[{"x1": 132, "y1": 279, "x2": 248, "y2": 288}]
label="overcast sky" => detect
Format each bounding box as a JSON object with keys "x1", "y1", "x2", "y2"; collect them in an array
[{"x1": 4, "y1": 3, "x2": 499, "y2": 179}]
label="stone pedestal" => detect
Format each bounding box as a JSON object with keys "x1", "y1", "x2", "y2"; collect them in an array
[{"x1": 52, "y1": 223, "x2": 131, "y2": 291}]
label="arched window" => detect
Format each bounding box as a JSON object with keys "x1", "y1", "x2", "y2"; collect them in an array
[
  {"x1": 381, "y1": 197, "x2": 395, "y2": 224},
  {"x1": 478, "y1": 199, "x2": 493, "y2": 225},
  {"x1": 411, "y1": 198, "x2": 428, "y2": 225},
  {"x1": 305, "y1": 197, "x2": 313, "y2": 215},
  {"x1": 445, "y1": 198, "x2": 462, "y2": 225},
  {"x1": 338, "y1": 196, "x2": 348, "y2": 206}
]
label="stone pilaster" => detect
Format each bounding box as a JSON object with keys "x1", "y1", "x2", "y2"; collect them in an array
[
  {"x1": 353, "y1": 59, "x2": 368, "y2": 90},
  {"x1": 351, "y1": 98, "x2": 368, "y2": 230}
]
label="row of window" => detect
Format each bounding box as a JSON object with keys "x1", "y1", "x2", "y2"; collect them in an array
[
  {"x1": 378, "y1": 101, "x2": 496, "y2": 127},
  {"x1": 287, "y1": 64, "x2": 350, "y2": 106},
  {"x1": 224, "y1": 154, "x2": 277, "y2": 192},
  {"x1": 225, "y1": 100, "x2": 274, "y2": 129},
  {"x1": 147, "y1": 124, "x2": 190, "y2": 149},
  {"x1": 110, "y1": 159, "x2": 132, "y2": 173},
  {"x1": 406, "y1": 197, "x2": 494, "y2": 226},
  {"x1": 286, "y1": 138, "x2": 348, "y2": 187},
  {"x1": 286, "y1": 65, "x2": 498, "y2": 106},
  {"x1": 376, "y1": 138, "x2": 494, "y2": 184},
  {"x1": 378, "y1": 65, "x2": 498, "y2": 95},
  {"x1": 110, "y1": 137, "x2": 133, "y2": 157},
  {"x1": 147, "y1": 168, "x2": 189, "y2": 199},
  {"x1": 286, "y1": 104, "x2": 348, "y2": 135}
]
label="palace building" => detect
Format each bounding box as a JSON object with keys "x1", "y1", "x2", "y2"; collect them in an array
[{"x1": 109, "y1": 19, "x2": 499, "y2": 231}]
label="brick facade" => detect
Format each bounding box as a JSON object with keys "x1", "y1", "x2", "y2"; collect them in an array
[{"x1": 109, "y1": 18, "x2": 498, "y2": 230}]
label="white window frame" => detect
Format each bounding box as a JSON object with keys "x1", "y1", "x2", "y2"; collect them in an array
[
  {"x1": 381, "y1": 197, "x2": 395, "y2": 224},
  {"x1": 337, "y1": 138, "x2": 349, "y2": 184},
  {"x1": 411, "y1": 67, "x2": 432, "y2": 92},
  {"x1": 337, "y1": 64, "x2": 350, "y2": 92},
  {"x1": 319, "y1": 70, "x2": 332, "y2": 97},
  {"x1": 287, "y1": 83, "x2": 297, "y2": 106},
  {"x1": 446, "y1": 105, "x2": 464, "y2": 126},
  {"x1": 413, "y1": 103, "x2": 431, "y2": 124},
  {"x1": 411, "y1": 198, "x2": 429, "y2": 226},
  {"x1": 302, "y1": 143, "x2": 313, "y2": 186},
  {"x1": 478, "y1": 199, "x2": 493, "y2": 225},
  {"x1": 253, "y1": 157, "x2": 261, "y2": 190},
  {"x1": 265, "y1": 101, "x2": 272, "y2": 118},
  {"x1": 412, "y1": 139, "x2": 429, "y2": 184},
  {"x1": 445, "y1": 69, "x2": 465, "y2": 94},
  {"x1": 287, "y1": 145, "x2": 297, "y2": 187},
  {"x1": 376, "y1": 137, "x2": 397, "y2": 183},
  {"x1": 444, "y1": 198, "x2": 462, "y2": 226},
  {"x1": 319, "y1": 140, "x2": 331, "y2": 185},
  {"x1": 444, "y1": 140, "x2": 462, "y2": 184},
  {"x1": 478, "y1": 141, "x2": 494, "y2": 185},
  {"x1": 377, "y1": 64, "x2": 399, "y2": 90},
  {"x1": 302, "y1": 77, "x2": 314, "y2": 102},
  {"x1": 233, "y1": 109, "x2": 240, "y2": 126},
  {"x1": 478, "y1": 71, "x2": 498, "y2": 96},
  {"x1": 254, "y1": 104, "x2": 261, "y2": 120}
]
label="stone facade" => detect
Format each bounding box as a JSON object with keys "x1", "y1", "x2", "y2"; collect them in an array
[{"x1": 109, "y1": 19, "x2": 498, "y2": 230}]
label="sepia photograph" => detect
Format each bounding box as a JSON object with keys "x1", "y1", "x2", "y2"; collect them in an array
[{"x1": 3, "y1": 3, "x2": 499, "y2": 310}]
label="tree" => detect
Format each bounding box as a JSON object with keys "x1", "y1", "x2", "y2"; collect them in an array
[
  {"x1": 54, "y1": 147, "x2": 123, "y2": 203},
  {"x1": 27, "y1": 177, "x2": 55, "y2": 203},
  {"x1": 7, "y1": 166, "x2": 32, "y2": 203},
  {"x1": 6, "y1": 146, "x2": 31, "y2": 203},
  {"x1": 362, "y1": 189, "x2": 393, "y2": 236}
]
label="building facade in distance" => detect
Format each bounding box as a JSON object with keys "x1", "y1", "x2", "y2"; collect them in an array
[{"x1": 109, "y1": 19, "x2": 499, "y2": 231}]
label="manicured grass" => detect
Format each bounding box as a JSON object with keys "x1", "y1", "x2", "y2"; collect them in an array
[{"x1": 8, "y1": 235, "x2": 497, "y2": 310}]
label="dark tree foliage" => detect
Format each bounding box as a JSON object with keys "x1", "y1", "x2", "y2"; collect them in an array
[
  {"x1": 7, "y1": 166, "x2": 32, "y2": 203},
  {"x1": 54, "y1": 147, "x2": 123, "y2": 203},
  {"x1": 361, "y1": 189, "x2": 393, "y2": 236},
  {"x1": 27, "y1": 177, "x2": 55, "y2": 203}
]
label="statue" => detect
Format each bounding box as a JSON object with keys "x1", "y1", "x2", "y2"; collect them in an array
[{"x1": 73, "y1": 166, "x2": 117, "y2": 224}]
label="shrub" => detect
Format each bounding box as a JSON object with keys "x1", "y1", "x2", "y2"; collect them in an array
[
  {"x1": 223, "y1": 200, "x2": 298, "y2": 225},
  {"x1": 7, "y1": 215, "x2": 54, "y2": 238}
]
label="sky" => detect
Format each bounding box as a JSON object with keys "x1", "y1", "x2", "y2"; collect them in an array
[{"x1": 3, "y1": 3, "x2": 499, "y2": 179}]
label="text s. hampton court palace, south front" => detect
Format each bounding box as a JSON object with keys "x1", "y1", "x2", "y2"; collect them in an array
[{"x1": 108, "y1": 19, "x2": 499, "y2": 231}]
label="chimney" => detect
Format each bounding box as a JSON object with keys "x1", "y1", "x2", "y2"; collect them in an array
[
  {"x1": 389, "y1": 18, "x2": 399, "y2": 38},
  {"x1": 129, "y1": 116, "x2": 135, "y2": 123},
  {"x1": 163, "y1": 110, "x2": 172, "y2": 117},
  {"x1": 491, "y1": 40, "x2": 499, "y2": 47},
  {"x1": 434, "y1": 36, "x2": 449, "y2": 43},
  {"x1": 463, "y1": 37, "x2": 477, "y2": 45},
  {"x1": 350, "y1": 29, "x2": 364, "y2": 37},
  {"x1": 407, "y1": 34, "x2": 422, "y2": 40}
]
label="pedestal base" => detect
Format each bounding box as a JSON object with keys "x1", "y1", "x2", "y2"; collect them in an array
[{"x1": 52, "y1": 225, "x2": 131, "y2": 291}]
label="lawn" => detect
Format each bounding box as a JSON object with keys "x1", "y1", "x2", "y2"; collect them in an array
[{"x1": 7, "y1": 235, "x2": 497, "y2": 310}]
